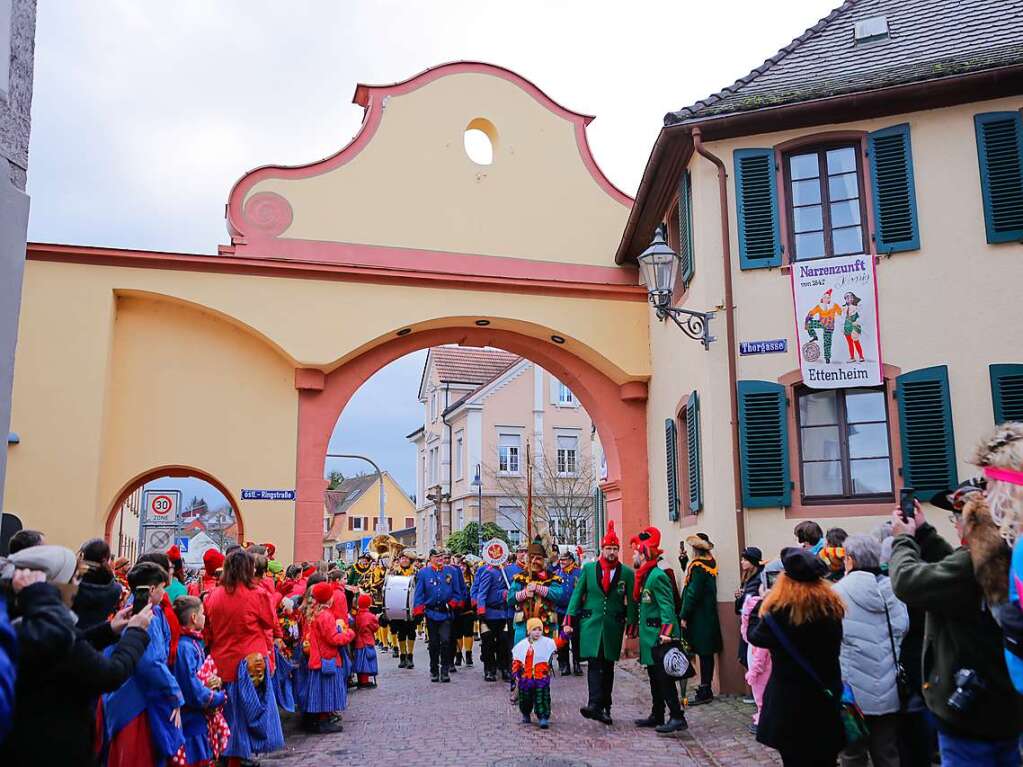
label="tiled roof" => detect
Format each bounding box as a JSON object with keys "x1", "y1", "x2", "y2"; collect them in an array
[
  {"x1": 666, "y1": 0, "x2": 1023, "y2": 125},
  {"x1": 324, "y1": 474, "x2": 378, "y2": 518},
  {"x1": 430, "y1": 346, "x2": 519, "y2": 385}
]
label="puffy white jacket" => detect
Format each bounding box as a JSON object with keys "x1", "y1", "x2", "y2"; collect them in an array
[{"x1": 833, "y1": 570, "x2": 909, "y2": 715}]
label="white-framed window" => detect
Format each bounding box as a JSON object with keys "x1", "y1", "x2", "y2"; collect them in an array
[
  {"x1": 498, "y1": 504, "x2": 524, "y2": 546},
  {"x1": 455, "y1": 430, "x2": 464, "y2": 479},
  {"x1": 556, "y1": 434, "x2": 578, "y2": 476},
  {"x1": 430, "y1": 390, "x2": 438, "y2": 421},
  {"x1": 351, "y1": 516, "x2": 364, "y2": 531},
  {"x1": 428, "y1": 446, "x2": 439, "y2": 485},
  {"x1": 323, "y1": 516, "x2": 330, "y2": 534},
  {"x1": 456, "y1": 504, "x2": 464, "y2": 530},
  {"x1": 557, "y1": 382, "x2": 575, "y2": 406},
  {"x1": 553, "y1": 516, "x2": 588, "y2": 546},
  {"x1": 498, "y1": 433, "x2": 521, "y2": 474}
]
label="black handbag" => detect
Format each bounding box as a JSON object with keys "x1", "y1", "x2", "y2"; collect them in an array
[{"x1": 880, "y1": 581, "x2": 912, "y2": 709}]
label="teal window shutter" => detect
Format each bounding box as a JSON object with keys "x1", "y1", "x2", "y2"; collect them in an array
[
  {"x1": 990, "y1": 364, "x2": 1023, "y2": 424},
  {"x1": 686, "y1": 391, "x2": 702, "y2": 513},
  {"x1": 974, "y1": 112, "x2": 1023, "y2": 244},
  {"x1": 677, "y1": 170, "x2": 695, "y2": 285},
  {"x1": 665, "y1": 418, "x2": 679, "y2": 522},
  {"x1": 734, "y1": 148, "x2": 782, "y2": 269},
  {"x1": 868, "y1": 124, "x2": 920, "y2": 252},
  {"x1": 896, "y1": 366, "x2": 958, "y2": 498},
  {"x1": 737, "y1": 380, "x2": 790, "y2": 507}
]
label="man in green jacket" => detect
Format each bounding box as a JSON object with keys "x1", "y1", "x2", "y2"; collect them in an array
[
  {"x1": 890, "y1": 498, "x2": 1023, "y2": 764},
  {"x1": 564, "y1": 521, "x2": 637, "y2": 725},
  {"x1": 679, "y1": 534, "x2": 723, "y2": 705},
  {"x1": 632, "y1": 526, "x2": 687, "y2": 734}
]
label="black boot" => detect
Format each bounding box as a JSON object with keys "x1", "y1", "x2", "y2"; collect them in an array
[
  {"x1": 484, "y1": 666, "x2": 496, "y2": 682},
  {"x1": 634, "y1": 714, "x2": 664, "y2": 728},
  {"x1": 559, "y1": 662, "x2": 571, "y2": 676},
  {"x1": 406, "y1": 653, "x2": 415, "y2": 670},
  {"x1": 392, "y1": 646, "x2": 399, "y2": 658},
  {"x1": 602, "y1": 707, "x2": 613, "y2": 725},
  {"x1": 655, "y1": 715, "x2": 688, "y2": 733},
  {"x1": 398, "y1": 654, "x2": 408, "y2": 669},
  {"x1": 430, "y1": 670, "x2": 440, "y2": 683},
  {"x1": 573, "y1": 661, "x2": 583, "y2": 676},
  {"x1": 454, "y1": 651, "x2": 463, "y2": 666},
  {"x1": 465, "y1": 651, "x2": 474, "y2": 667},
  {"x1": 690, "y1": 685, "x2": 714, "y2": 706},
  {"x1": 500, "y1": 669, "x2": 511, "y2": 682},
  {"x1": 440, "y1": 668, "x2": 451, "y2": 683}
]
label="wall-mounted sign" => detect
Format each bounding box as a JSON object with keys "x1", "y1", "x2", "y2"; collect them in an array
[
  {"x1": 739, "y1": 339, "x2": 788, "y2": 355},
  {"x1": 241, "y1": 489, "x2": 296, "y2": 501},
  {"x1": 143, "y1": 489, "x2": 180, "y2": 526},
  {"x1": 791, "y1": 254, "x2": 882, "y2": 389}
]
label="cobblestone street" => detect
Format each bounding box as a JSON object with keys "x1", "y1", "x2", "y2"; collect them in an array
[{"x1": 265, "y1": 644, "x2": 781, "y2": 767}]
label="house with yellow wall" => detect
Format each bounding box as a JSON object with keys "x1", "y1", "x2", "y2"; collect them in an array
[{"x1": 323, "y1": 472, "x2": 417, "y2": 562}]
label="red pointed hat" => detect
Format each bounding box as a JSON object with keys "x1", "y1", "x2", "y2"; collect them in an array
[
  {"x1": 166, "y1": 545, "x2": 182, "y2": 563},
  {"x1": 601, "y1": 520, "x2": 620, "y2": 548},
  {"x1": 202, "y1": 548, "x2": 225, "y2": 575},
  {"x1": 630, "y1": 526, "x2": 663, "y2": 558},
  {"x1": 262, "y1": 542, "x2": 276, "y2": 559}
]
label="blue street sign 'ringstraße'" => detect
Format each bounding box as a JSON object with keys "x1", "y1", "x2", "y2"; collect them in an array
[
  {"x1": 241, "y1": 489, "x2": 296, "y2": 501},
  {"x1": 739, "y1": 339, "x2": 788, "y2": 355}
]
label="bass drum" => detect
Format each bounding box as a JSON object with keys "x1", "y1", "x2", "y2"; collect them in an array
[{"x1": 383, "y1": 574, "x2": 414, "y2": 622}]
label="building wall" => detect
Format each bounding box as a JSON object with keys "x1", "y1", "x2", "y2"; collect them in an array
[
  {"x1": 0, "y1": 0, "x2": 35, "y2": 526},
  {"x1": 645, "y1": 95, "x2": 1023, "y2": 601},
  {"x1": 329, "y1": 473, "x2": 417, "y2": 544}
]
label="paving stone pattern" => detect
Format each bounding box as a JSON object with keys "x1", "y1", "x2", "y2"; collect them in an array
[{"x1": 263, "y1": 643, "x2": 781, "y2": 767}]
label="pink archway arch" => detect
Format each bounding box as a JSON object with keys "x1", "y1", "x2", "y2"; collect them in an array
[{"x1": 292, "y1": 326, "x2": 648, "y2": 561}]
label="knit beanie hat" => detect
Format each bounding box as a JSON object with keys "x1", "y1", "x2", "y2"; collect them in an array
[
  {"x1": 203, "y1": 548, "x2": 225, "y2": 576},
  {"x1": 781, "y1": 546, "x2": 827, "y2": 582},
  {"x1": 311, "y1": 581, "x2": 334, "y2": 604},
  {"x1": 526, "y1": 617, "x2": 543, "y2": 633},
  {"x1": 4, "y1": 544, "x2": 78, "y2": 584},
  {"x1": 357, "y1": 593, "x2": 372, "y2": 610},
  {"x1": 267, "y1": 559, "x2": 284, "y2": 575}
]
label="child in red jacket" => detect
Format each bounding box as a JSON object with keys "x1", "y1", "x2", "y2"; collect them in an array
[
  {"x1": 353, "y1": 594, "x2": 380, "y2": 688},
  {"x1": 303, "y1": 582, "x2": 355, "y2": 734}
]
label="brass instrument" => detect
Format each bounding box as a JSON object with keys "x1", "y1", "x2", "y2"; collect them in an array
[{"x1": 369, "y1": 533, "x2": 404, "y2": 561}]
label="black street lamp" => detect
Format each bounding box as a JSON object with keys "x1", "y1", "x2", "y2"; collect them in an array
[
  {"x1": 471, "y1": 463, "x2": 483, "y2": 555},
  {"x1": 636, "y1": 227, "x2": 715, "y2": 350}
]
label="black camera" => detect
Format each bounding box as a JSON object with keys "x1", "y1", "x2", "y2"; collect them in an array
[{"x1": 947, "y1": 668, "x2": 985, "y2": 714}]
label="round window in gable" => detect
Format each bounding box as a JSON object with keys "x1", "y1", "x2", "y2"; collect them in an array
[{"x1": 463, "y1": 118, "x2": 497, "y2": 166}]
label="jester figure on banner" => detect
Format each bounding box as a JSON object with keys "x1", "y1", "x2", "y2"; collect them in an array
[
  {"x1": 803, "y1": 288, "x2": 843, "y2": 365},
  {"x1": 508, "y1": 537, "x2": 563, "y2": 643}
]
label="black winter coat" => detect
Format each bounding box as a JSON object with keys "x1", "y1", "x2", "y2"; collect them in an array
[
  {"x1": 748, "y1": 606, "x2": 845, "y2": 760},
  {"x1": 72, "y1": 577, "x2": 124, "y2": 636},
  {"x1": 0, "y1": 582, "x2": 149, "y2": 767}
]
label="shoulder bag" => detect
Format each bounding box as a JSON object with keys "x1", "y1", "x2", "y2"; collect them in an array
[
  {"x1": 878, "y1": 578, "x2": 917, "y2": 712},
  {"x1": 763, "y1": 612, "x2": 868, "y2": 748}
]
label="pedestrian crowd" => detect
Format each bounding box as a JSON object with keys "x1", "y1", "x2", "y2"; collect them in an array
[{"x1": 3, "y1": 425, "x2": 1023, "y2": 766}]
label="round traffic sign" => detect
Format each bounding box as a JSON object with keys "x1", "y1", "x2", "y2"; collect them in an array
[{"x1": 150, "y1": 494, "x2": 174, "y2": 516}]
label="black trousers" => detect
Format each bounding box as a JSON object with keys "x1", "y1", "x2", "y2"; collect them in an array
[
  {"x1": 699, "y1": 653, "x2": 715, "y2": 687},
  {"x1": 391, "y1": 619, "x2": 415, "y2": 643},
  {"x1": 456, "y1": 613, "x2": 475, "y2": 639},
  {"x1": 586, "y1": 656, "x2": 616, "y2": 711},
  {"x1": 556, "y1": 614, "x2": 581, "y2": 668},
  {"x1": 426, "y1": 617, "x2": 454, "y2": 673},
  {"x1": 646, "y1": 663, "x2": 683, "y2": 721},
  {"x1": 482, "y1": 618, "x2": 511, "y2": 671}
]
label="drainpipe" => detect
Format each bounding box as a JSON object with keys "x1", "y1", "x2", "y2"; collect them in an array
[
  {"x1": 691, "y1": 127, "x2": 747, "y2": 563},
  {"x1": 445, "y1": 383, "x2": 452, "y2": 539}
]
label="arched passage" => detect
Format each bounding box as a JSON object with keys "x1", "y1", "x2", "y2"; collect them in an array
[
  {"x1": 104, "y1": 465, "x2": 245, "y2": 551},
  {"x1": 293, "y1": 325, "x2": 647, "y2": 561}
]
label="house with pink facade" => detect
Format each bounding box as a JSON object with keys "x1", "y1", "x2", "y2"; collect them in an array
[{"x1": 408, "y1": 346, "x2": 602, "y2": 549}]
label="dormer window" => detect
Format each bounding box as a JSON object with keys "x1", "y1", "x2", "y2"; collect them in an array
[{"x1": 854, "y1": 16, "x2": 889, "y2": 44}]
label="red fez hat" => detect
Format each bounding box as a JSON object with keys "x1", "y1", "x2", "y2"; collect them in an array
[
  {"x1": 601, "y1": 520, "x2": 620, "y2": 548},
  {"x1": 166, "y1": 545, "x2": 182, "y2": 563},
  {"x1": 311, "y1": 581, "x2": 334, "y2": 604},
  {"x1": 203, "y1": 548, "x2": 225, "y2": 576}
]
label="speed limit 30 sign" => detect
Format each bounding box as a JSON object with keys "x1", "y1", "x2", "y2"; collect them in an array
[{"x1": 143, "y1": 489, "x2": 180, "y2": 525}]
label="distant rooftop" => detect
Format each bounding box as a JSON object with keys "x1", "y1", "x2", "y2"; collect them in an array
[
  {"x1": 429, "y1": 346, "x2": 519, "y2": 386},
  {"x1": 666, "y1": 0, "x2": 1023, "y2": 125}
]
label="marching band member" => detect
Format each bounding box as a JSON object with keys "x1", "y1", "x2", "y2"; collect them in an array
[
  {"x1": 508, "y1": 538, "x2": 563, "y2": 643},
  {"x1": 412, "y1": 548, "x2": 467, "y2": 683},
  {"x1": 475, "y1": 552, "x2": 516, "y2": 682},
  {"x1": 389, "y1": 549, "x2": 419, "y2": 669},
  {"x1": 453, "y1": 558, "x2": 475, "y2": 668}
]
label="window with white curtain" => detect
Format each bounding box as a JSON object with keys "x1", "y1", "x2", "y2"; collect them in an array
[
  {"x1": 556, "y1": 434, "x2": 578, "y2": 476},
  {"x1": 557, "y1": 382, "x2": 575, "y2": 405},
  {"x1": 499, "y1": 433, "x2": 521, "y2": 473},
  {"x1": 498, "y1": 504, "x2": 524, "y2": 545},
  {"x1": 455, "y1": 430, "x2": 464, "y2": 479}
]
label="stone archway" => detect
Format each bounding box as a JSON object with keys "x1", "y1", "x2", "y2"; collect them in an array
[
  {"x1": 104, "y1": 464, "x2": 245, "y2": 546},
  {"x1": 291, "y1": 325, "x2": 647, "y2": 561}
]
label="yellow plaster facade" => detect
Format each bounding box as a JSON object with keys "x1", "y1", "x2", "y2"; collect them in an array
[{"x1": 4, "y1": 63, "x2": 650, "y2": 558}]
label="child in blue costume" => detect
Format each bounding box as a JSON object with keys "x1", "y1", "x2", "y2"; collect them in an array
[
  {"x1": 103, "y1": 561, "x2": 184, "y2": 767},
  {"x1": 172, "y1": 596, "x2": 226, "y2": 767}
]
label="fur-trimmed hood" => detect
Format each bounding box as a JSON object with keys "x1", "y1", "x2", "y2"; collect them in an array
[{"x1": 964, "y1": 496, "x2": 1011, "y2": 606}]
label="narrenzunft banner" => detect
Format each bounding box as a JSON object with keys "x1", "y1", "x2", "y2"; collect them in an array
[{"x1": 791, "y1": 254, "x2": 882, "y2": 389}]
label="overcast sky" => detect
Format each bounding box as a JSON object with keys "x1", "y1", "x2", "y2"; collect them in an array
[{"x1": 26, "y1": 1, "x2": 839, "y2": 499}]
